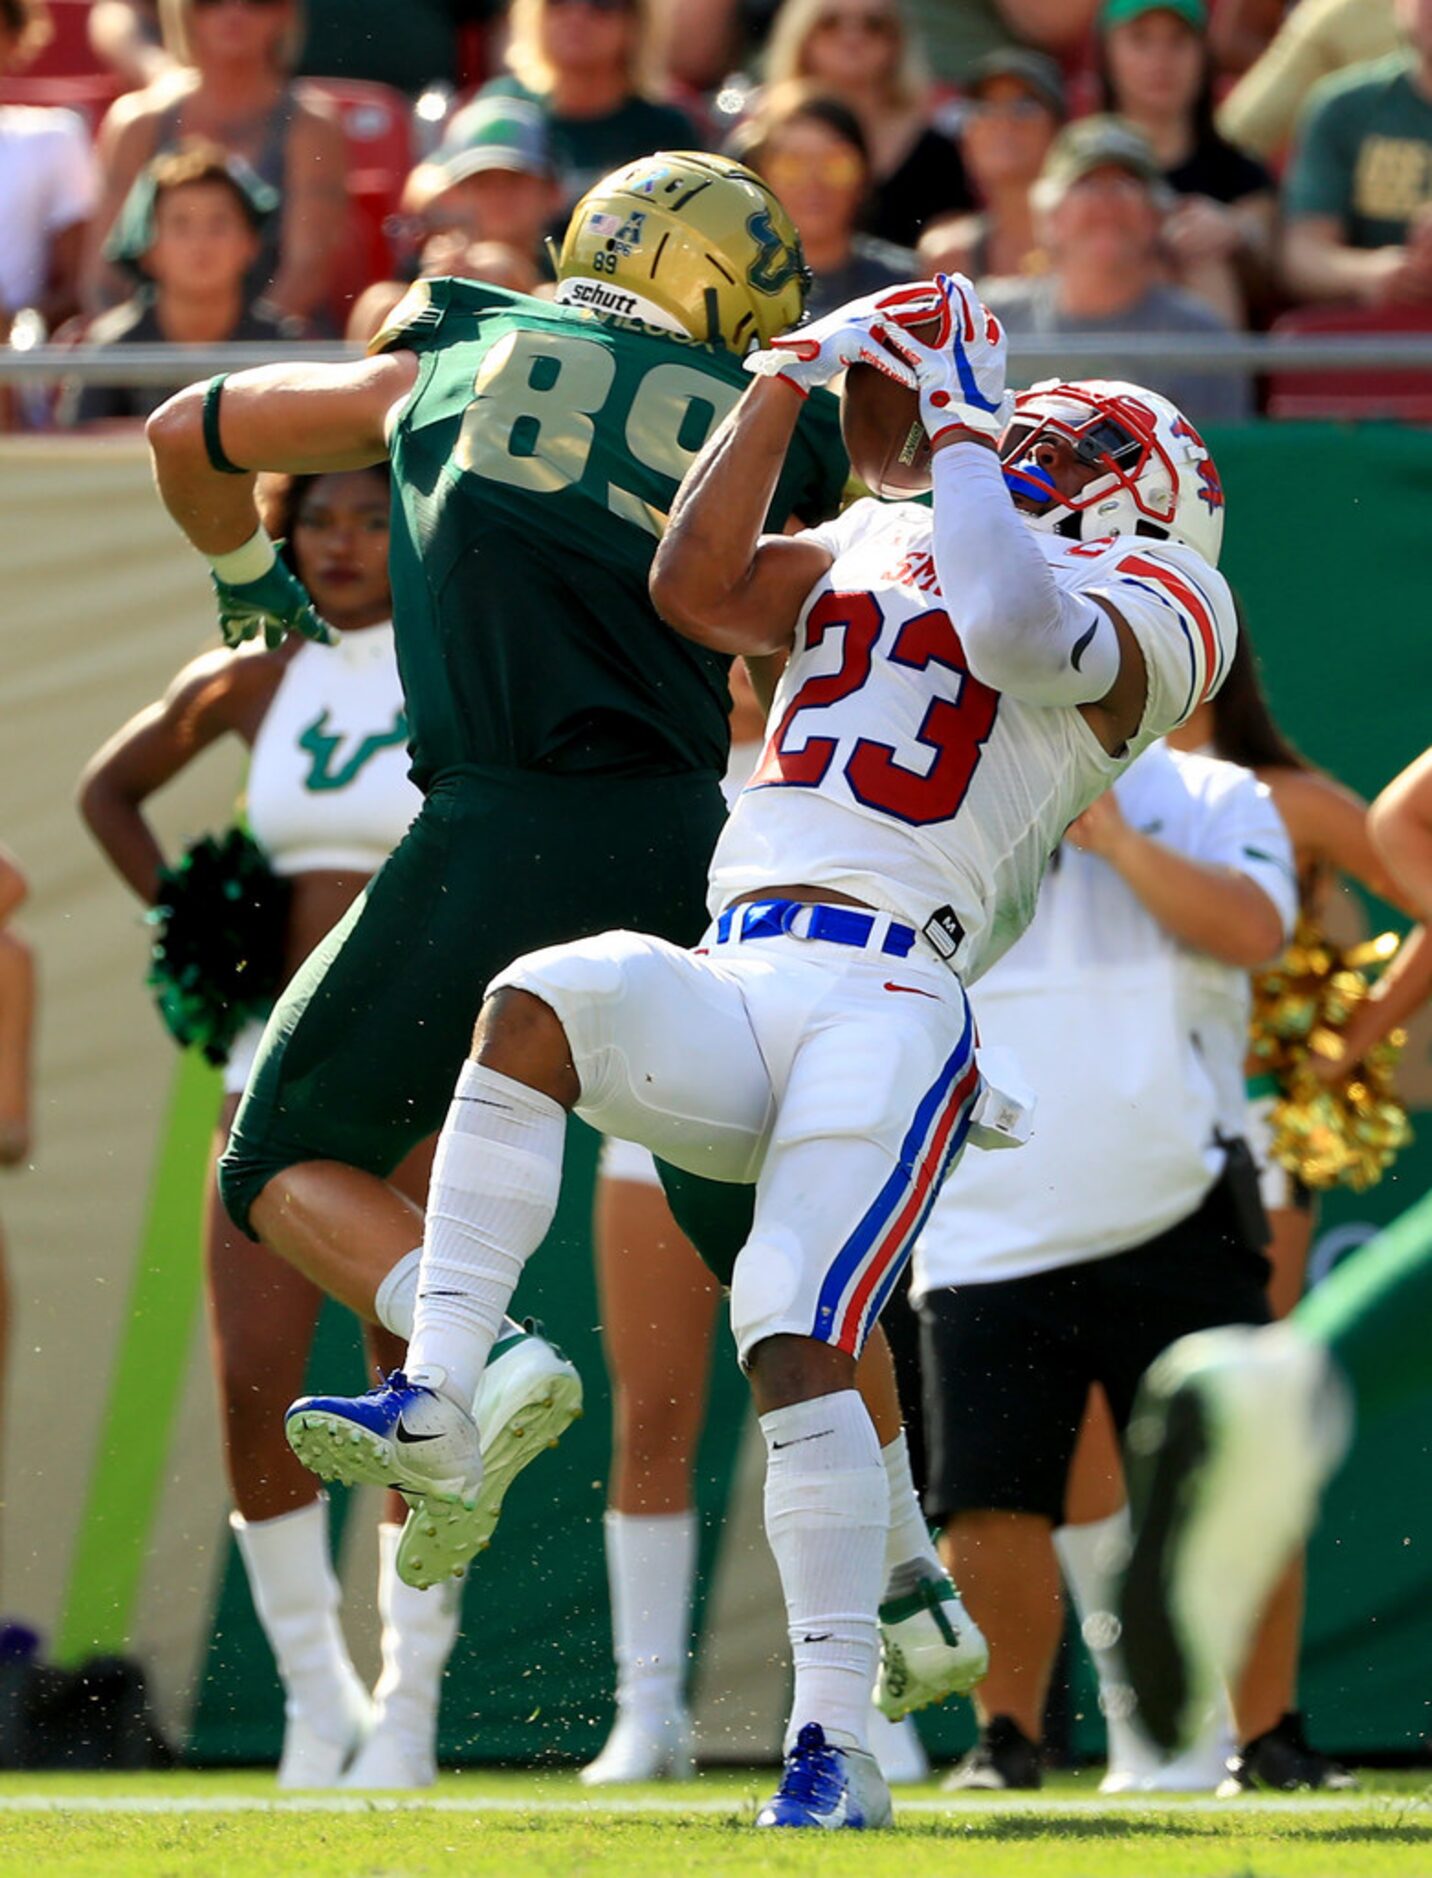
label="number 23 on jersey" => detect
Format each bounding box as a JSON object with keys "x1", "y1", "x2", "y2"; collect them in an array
[{"x1": 750, "y1": 592, "x2": 999, "y2": 828}]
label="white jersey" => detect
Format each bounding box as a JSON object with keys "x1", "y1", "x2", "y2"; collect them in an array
[
  {"x1": 912, "y1": 744, "x2": 1296, "y2": 1295},
  {"x1": 246, "y1": 622, "x2": 422, "y2": 876},
  {"x1": 708, "y1": 498, "x2": 1237, "y2": 984}
]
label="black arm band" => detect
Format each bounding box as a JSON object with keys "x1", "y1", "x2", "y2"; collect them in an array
[{"x1": 202, "y1": 374, "x2": 248, "y2": 476}]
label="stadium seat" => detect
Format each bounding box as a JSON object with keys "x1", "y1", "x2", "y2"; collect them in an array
[
  {"x1": 15, "y1": 0, "x2": 110, "y2": 80},
  {"x1": 1265, "y1": 304, "x2": 1432, "y2": 423},
  {"x1": 300, "y1": 77, "x2": 416, "y2": 318}
]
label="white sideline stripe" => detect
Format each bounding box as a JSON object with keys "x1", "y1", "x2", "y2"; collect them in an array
[{"x1": 0, "y1": 1794, "x2": 1410, "y2": 1818}]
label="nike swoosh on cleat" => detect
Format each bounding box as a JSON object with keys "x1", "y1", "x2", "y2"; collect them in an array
[
  {"x1": 884, "y1": 982, "x2": 938, "y2": 999},
  {"x1": 394, "y1": 1423, "x2": 443, "y2": 1443}
]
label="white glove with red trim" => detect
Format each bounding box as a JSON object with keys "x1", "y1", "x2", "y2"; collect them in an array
[
  {"x1": 873, "y1": 271, "x2": 1015, "y2": 442},
  {"x1": 744, "y1": 289, "x2": 917, "y2": 397}
]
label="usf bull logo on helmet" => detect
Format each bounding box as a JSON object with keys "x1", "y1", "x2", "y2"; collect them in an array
[{"x1": 554, "y1": 152, "x2": 811, "y2": 355}]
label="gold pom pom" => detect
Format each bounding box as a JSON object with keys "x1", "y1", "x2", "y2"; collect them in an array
[{"x1": 1251, "y1": 917, "x2": 1413, "y2": 1191}]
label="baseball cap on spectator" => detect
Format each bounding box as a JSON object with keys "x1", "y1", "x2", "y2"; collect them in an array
[
  {"x1": 963, "y1": 48, "x2": 1067, "y2": 122},
  {"x1": 104, "y1": 140, "x2": 279, "y2": 281},
  {"x1": 429, "y1": 97, "x2": 554, "y2": 186},
  {"x1": 1033, "y1": 114, "x2": 1169, "y2": 209},
  {"x1": 1098, "y1": 0, "x2": 1208, "y2": 29}
]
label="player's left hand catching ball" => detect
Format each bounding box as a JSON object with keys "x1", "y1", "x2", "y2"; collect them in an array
[
  {"x1": 874, "y1": 272, "x2": 1015, "y2": 444},
  {"x1": 212, "y1": 549, "x2": 340, "y2": 652},
  {"x1": 744, "y1": 290, "x2": 918, "y2": 397}
]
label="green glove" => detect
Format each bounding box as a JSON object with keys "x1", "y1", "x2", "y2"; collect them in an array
[{"x1": 211, "y1": 545, "x2": 339, "y2": 651}]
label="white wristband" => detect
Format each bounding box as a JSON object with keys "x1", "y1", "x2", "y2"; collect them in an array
[{"x1": 208, "y1": 528, "x2": 276, "y2": 585}]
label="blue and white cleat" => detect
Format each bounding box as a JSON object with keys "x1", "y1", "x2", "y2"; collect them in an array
[
  {"x1": 285, "y1": 1369, "x2": 483, "y2": 1557},
  {"x1": 755, "y1": 1723, "x2": 893, "y2": 1830},
  {"x1": 397, "y1": 1321, "x2": 583, "y2": 1591}
]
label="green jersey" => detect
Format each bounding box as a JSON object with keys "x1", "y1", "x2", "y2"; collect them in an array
[{"x1": 376, "y1": 278, "x2": 848, "y2": 790}]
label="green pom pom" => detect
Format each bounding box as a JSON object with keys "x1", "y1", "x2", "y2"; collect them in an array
[{"x1": 147, "y1": 828, "x2": 290, "y2": 1066}]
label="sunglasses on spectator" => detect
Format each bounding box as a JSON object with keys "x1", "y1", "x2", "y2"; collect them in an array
[
  {"x1": 763, "y1": 150, "x2": 865, "y2": 191},
  {"x1": 812, "y1": 10, "x2": 897, "y2": 35}
]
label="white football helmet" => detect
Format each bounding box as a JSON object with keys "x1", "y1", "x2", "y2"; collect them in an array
[{"x1": 998, "y1": 378, "x2": 1226, "y2": 567}]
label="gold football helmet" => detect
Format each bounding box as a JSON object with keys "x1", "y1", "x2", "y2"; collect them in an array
[{"x1": 553, "y1": 151, "x2": 810, "y2": 354}]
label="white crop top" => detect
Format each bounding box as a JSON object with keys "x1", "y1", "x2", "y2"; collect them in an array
[{"x1": 245, "y1": 624, "x2": 422, "y2": 877}]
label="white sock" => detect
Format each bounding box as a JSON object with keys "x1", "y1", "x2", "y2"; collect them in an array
[
  {"x1": 375, "y1": 1248, "x2": 525, "y2": 1376},
  {"x1": 605, "y1": 1510, "x2": 697, "y2": 1722},
  {"x1": 371, "y1": 1522, "x2": 462, "y2": 1745},
  {"x1": 881, "y1": 1431, "x2": 943, "y2": 1594},
  {"x1": 231, "y1": 1497, "x2": 366, "y2": 1745},
  {"x1": 760, "y1": 1390, "x2": 887, "y2": 1755},
  {"x1": 375, "y1": 1249, "x2": 422, "y2": 1341},
  {"x1": 407, "y1": 1063, "x2": 566, "y2": 1404},
  {"x1": 1054, "y1": 1507, "x2": 1154, "y2": 1774}
]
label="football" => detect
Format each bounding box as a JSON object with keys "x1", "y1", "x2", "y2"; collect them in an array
[{"x1": 839, "y1": 292, "x2": 950, "y2": 500}]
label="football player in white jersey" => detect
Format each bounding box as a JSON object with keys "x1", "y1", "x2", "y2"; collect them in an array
[{"x1": 284, "y1": 273, "x2": 1239, "y2": 1829}]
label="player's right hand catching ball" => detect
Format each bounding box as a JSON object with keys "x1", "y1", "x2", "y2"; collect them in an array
[
  {"x1": 874, "y1": 272, "x2": 1015, "y2": 443},
  {"x1": 212, "y1": 549, "x2": 340, "y2": 652},
  {"x1": 744, "y1": 289, "x2": 919, "y2": 397}
]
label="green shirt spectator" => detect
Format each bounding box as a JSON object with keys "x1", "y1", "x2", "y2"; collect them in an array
[
  {"x1": 484, "y1": 74, "x2": 699, "y2": 211},
  {"x1": 901, "y1": 0, "x2": 1099, "y2": 84},
  {"x1": 486, "y1": 0, "x2": 702, "y2": 215},
  {"x1": 1285, "y1": 51, "x2": 1432, "y2": 249},
  {"x1": 297, "y1": 0, "x2": 495, "y2": 94},
  {"x1": 1282, "y1": 28, "x2": 1432, "y2": 307}
]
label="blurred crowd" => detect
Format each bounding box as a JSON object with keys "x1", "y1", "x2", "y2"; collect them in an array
[{"x1": 1, "y1": 0, "x2": 1430, "y2": 426}]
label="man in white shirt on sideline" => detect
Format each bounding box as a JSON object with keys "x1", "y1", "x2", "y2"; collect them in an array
[{"x1": 912, "y1": 739, "x2": 1296, "y2": 1792}]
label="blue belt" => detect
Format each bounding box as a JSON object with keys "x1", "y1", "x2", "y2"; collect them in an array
[{"x1": 714, "y1": 898, "x2": 917, "y2": 958}]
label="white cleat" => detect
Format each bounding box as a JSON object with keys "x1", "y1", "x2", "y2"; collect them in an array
[
  {"x1": 397, "y1": 1323, "x2": 583, "y2": 1591},
  {"x1": 579, "y1": 1708, "x2": 696, "y2": 1785},
  {"x1": 876, "y1": 1572, "x2": 989, "y2": 1720},
  {"x1": 1120, "y1": 1324, "x2": 1351, "y2": 1755}
]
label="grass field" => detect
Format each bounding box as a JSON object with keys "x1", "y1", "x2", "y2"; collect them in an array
[{"x1": 2, "y1": 1768, "x2": 1428, "y2": 1877}]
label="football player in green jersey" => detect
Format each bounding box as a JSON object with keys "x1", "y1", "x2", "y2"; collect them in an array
[{"x1": 144, "y1": 149, "x2": 858, "y2": 1557}]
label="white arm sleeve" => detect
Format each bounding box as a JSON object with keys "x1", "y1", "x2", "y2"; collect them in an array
[{"x1": 929, "y1": 442, "x2": 1121, "y2": 707}]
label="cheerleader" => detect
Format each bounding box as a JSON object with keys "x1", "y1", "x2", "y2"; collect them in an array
[{"x1": 79, "y1": 466, "x2": 453, "y2": 1789}]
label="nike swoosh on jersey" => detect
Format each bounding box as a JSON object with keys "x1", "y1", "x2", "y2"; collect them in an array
[{"x1": 1070, "y1": 619, "x2": 1100, "y2": 671}]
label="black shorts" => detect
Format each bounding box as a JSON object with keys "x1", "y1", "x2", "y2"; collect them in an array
[{"x1": 919, "y1": 1174, "x2": 1271, "y2": 1526}]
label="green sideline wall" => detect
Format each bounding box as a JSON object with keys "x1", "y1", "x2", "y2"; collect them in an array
[{"x1": 1, "y1": 426, "x2": 1428, "y2": 1767}]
